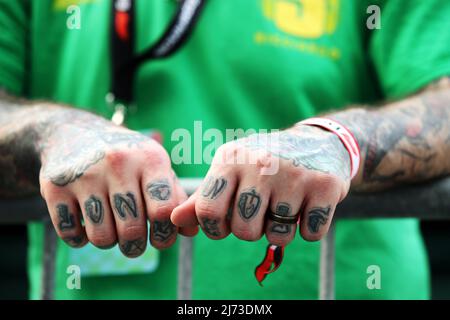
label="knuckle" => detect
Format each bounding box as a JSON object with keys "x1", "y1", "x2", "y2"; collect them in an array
[
  {"x1": 195, "y1": 201, "x2": 220, "y2": 220},
  {"x1": 105, "y1": 150, "x2": 129, "y2": 174},
  {"x1": 311, "y1": 174, "x2": 341, "y2": 196},
  {"x1": 300, "y1": 228, "x2": 325, "y2": 242},
  {"x1": 141, "y1": 145, "x2": 169, "y2": 167},
  {"x1": 119, "y1": 224, "x2": 147, "y2": 240},
  {"x1": 266, "y1": 233, "x2": 291, "y2": 247},
  {"x1": 232, "y1": 225, "x2": 261, "y2": 242},
  {"x1": 151, "y1": 203, "x2": 176, "y2": 221},
  {"x1": 89, "y1": 231, "x2": 117, "y2": 248}
]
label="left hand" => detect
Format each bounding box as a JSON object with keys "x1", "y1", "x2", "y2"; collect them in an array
[{"x1": 172, "y1": 125, "x2": 351, "y2": 246}]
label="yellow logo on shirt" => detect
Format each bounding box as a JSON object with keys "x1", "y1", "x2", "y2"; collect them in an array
[
  {"x1": 53, "y1": 0, "x2": 99, "y2": 11},
  {"x1": 262, "y1": 0, "x2": 340, "y2": 38}
]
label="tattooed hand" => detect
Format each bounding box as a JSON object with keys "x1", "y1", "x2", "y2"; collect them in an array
[
  {"x1": 172, "y1": 126, "x2": 351, "y2": 246},
  {"x1": 36, "y1": 109, "x2": 194, "y2": 257}
]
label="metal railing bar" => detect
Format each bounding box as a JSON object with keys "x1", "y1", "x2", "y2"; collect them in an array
[
  {"x1": 1, "y1": 176, "x2": 449, "y2": 300},
  {"x1": 41, "y1": 218, "x2": 57, "y2": 300},
  {"x1": 319, "y1": 223, "x2": 335, "y2": 300},
  {"x1": 177, "y1": 236, "x2": 193, "y2": 300}
]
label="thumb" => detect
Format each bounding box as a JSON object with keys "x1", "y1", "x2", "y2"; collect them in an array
[{"x1": 171, "y1": 192, "x2": 199, "y2": 227}]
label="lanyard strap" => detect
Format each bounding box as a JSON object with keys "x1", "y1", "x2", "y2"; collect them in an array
[{"x1": 109, "y1": 0, "x2": 206, "y2": 123}]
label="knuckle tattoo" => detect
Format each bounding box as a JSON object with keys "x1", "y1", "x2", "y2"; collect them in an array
[
  {"x1": 113, "y1": 192, "x2": 138, "y2": 220},
  {"x1": 84, "y1": 195, "x2": 104, "y2": 224},
  {"x1": 146, "y1": 179, "x2": 171, "y2": 201}
]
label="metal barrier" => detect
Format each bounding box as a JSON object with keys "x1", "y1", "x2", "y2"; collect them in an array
[{"x1": 1, "y1": 177, "x2": 450, "y2": 300}]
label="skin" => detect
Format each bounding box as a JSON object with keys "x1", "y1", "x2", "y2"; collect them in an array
[
  {"x1": 1, "y1": 78, "x2": 449, "y2": 253},
  {"x1": 172, "y1": 77, "x2": 450, "y2": 246},
  {"x1": 0, "y1": 91, "x2": 198, "y2": 257}
]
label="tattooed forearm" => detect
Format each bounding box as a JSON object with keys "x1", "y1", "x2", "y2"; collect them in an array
[
  {"x1": 147, "y1": 180, "x2": 171, "y2": 201},
  {"x1": 85, "y1": 195, "x2": 104, "y2": 224},
  {"x1": 238, "y1": 188, "x2": 262, "y2": 221},
  {"x1": 329, "y1": 79, "x2": 450, "y2": 191},
  {"x1": 114, "y1": 193, "x2": 138, "y2": 220},
  {"x1": 152, "y1": 220, "x2": 176, "y2": 242},
  {"x1": 202, "y1": 176, "x2": 227, "y2": 199},
  {"x1": 201, "y1": 218, "x2": 221, "y2": 237},
  {"x1": 57, "y1": 204, "x2": 76, "y2": 231},
  {"x1": 307, "y1": 206, "x2": 331, "y2": 234}
]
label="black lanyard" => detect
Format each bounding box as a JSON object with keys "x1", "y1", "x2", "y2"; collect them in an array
[{"x1": 109, "y1": 0, "x2": 206, "y2": 124}]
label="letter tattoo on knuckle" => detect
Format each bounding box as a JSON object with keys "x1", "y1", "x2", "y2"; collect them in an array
[
  {"x1": 57, "y1": 204, "x2": 76, "y2": 231},
  {"x1": 147, "y1": 179, "x2": 171, "y2": 201},
  {"x1": 113, "y1": 192, "x2": 138, "y2": 220},
  {"x1": 84, "y1": 195, "x2": 104, "y2": 224},
  {"x1": 307, "y1": 206, "x2": 331, "y2": 234},
  {"x1": 119, "y1": 238, "x2": 146, "y2": 257},
  {"x1": 270, "y1": 202, "x2": 293, "y2": 234},
  {"x1": 201, "y1": 218, "x2": 221, "y2": 237},
  {"x1": 238, "y1": 188, "x2": 262, "y2": 221},
  {"x1": 201, "y1": 176, "x2": 227, "y2": 200},
  {"x1": 152, "y1": 220, "x2": 176, "y2": 242},
  {"x1": 62, "y1": 235, "x2": 85, "y2": 247}
]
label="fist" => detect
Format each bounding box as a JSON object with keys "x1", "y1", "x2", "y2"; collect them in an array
[
  {"x1": 172, "y1": 125, "x2": 351, "y2": 246},
  {"x1": 39, "y1": 115, "x2": 195, "y2": 257}
]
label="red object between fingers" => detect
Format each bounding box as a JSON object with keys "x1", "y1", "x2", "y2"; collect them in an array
[{"x1": 255, "y1": 245, "x2": 284, "y2": 286}]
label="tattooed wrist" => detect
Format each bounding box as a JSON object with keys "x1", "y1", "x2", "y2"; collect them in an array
[{"x1": 329, "y1": 83, "x2": 450, "y2": 191}]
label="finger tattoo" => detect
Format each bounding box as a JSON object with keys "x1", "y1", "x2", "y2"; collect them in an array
[
  {"x1": 119, "y1": 238, "x2": 146, "y2": 257},
  {"x1": 202, "y1": 176, "x2": 227, "y2": 200},
  {"x1": 270, "y1": 202, "x2": 293, "y2": 234},
  {"x1": 62, "y1": 235, "x2": 85, "y2": 247},
  {"x1": 113, "y1": 192, "x2": 138, "y2": 220},
  {"x1": 271, "y1": 224, "x2": 291, "y2": 234},
  {"x1": 201, "y1": 218, "x2": 221, "y2": 237},
  {"x1": 307, "y1": 206, "x2": 331, "y2": 233},
  {"x1": 238, "y1": 188, "x2": 262, "y2": 221},
  {"x1": 147, "y1": 180, "x2": 171, "y2": 201},
  {"x1": 85, "y1": 195, "x2": 104, "y2": 224},
  {"x1": 152, "y1": 220, "x2": 176, "y2": 242},
  {"x1": 57, "y1": 204, "x2": 76, "y2": 231}
]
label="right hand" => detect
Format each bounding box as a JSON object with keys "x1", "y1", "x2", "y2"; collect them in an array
[{"x1": 39, "y1": 111, "x2": 196, "y2": 257}]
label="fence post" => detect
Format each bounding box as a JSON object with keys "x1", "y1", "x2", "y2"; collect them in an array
[
  {"x1": 319, "y1": 222, "x2": 336, "y2": 300},
  {"x1": 41, "y1": 218, "x2": 57, "y2": 300}
]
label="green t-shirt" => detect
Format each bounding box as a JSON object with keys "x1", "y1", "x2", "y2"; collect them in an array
[{"x1": 1, "y1": 0, "x2": 450, "y2": 299}]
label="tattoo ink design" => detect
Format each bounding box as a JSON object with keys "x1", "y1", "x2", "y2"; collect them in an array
[
  {"x1": 202, "y1": 176, "x2": 227, "y2": 200},
  {"x1": 57, "y1": 204, "x2": 76, "y2": 231},
  {"x1": 201, "y1": 218, "x2": 221, "y2": 237},
  {"x1": 113, "y1": 193, "x2": 138, "y2": 220},
  {"x1": 242, "y1": 130, "x2": 351, "y2": 180},
  {"x1": 63, "y1": 235, "x2": 85, "y2": 247},
  {"x1": 270, "y1": 202, "x2": 293, "y2": 234},
  {"x1": 147, "y1": 180, "x2": 171, "y2": 201},
  {"x1": 152, "y1": 220, "x2": 176, "y2": 242},
  {"x1": 307, "y1": 206, "x2": 331, "y2": 234},
  {"x1": 84, "y1": 195, "x2": 104, "y2": 224},
  {"x1": 238, "y1": 188, "x2": 262, "y2": 220},
  {"x1": 271, "y1": 224, "x2": 291, "y2": 234},
  {"x1": 275, "y1": 202, "x2": 291, "y2": 216},
  {"x1": 119, "y1": 238, "x2": 146, "y2": 257}
]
